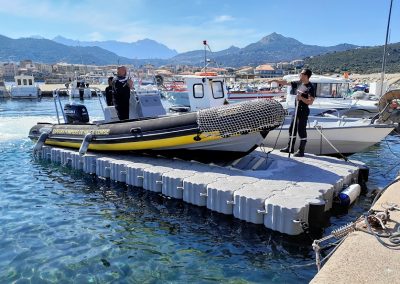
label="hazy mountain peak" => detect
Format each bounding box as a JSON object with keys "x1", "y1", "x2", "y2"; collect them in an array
[
  {"x1": 29, "y1": 35, "x2": 46, "y2": 40},
  {"x1": 52, "y1": 36, "x2": 177, "y2": 59},
  {"x1": 258, "y1": 32, "x2": 301, "y2": 45}
]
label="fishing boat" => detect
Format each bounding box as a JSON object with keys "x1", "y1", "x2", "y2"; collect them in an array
[
  {"x1": 163, "y1": 73, "x2": 397, "y2": 157},
  {"x1": 10, "y1": 74, "x2": 41, "y2": 99},
  {"x1": 66, "y1": 79, "x2": 92, "y2": 99},
  {"x1": 227, "y1": 88, "x2": 286, "y2": 102},
  {"x1": 29, "y1": 73, "x2": 285, "y2": 161},
  {"x1": 262, "y1": 86, "x2": 400, "y2": 156},
  {"x1": 283, "y1": 74, "x2": 379, "y2": 118},
  {"x1": 227, "y1": 81, "x2": 286, "y2": 102},
  {"x1": 262, "y1": 115, "x2": 395, "y2": 156}
]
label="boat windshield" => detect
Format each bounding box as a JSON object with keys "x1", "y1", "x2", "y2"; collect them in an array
[
  {"x1": 212, "y1": 81, "x2": 225, "y2": 99},
  {"x1": 164, "y1": 91, "x2": 190, "y2": 107},
  {"x1": 315, "y1": 83, "x2": 350, "y2": 98}
]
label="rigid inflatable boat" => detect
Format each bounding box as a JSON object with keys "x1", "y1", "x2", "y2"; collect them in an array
[{"x1": 29, "y1": 99, "x2": 285, "y2": 161}]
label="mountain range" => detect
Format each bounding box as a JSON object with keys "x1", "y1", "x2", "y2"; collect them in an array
[
  {"x1": 0, "y1": 33, "x2": 362, "y2": 67},
  {"x1": 171, "y1": 33, "x2": 359, "y2": 66},
  {"x1": 52, "y1": 36, "x2": 178, "y2": 59}
]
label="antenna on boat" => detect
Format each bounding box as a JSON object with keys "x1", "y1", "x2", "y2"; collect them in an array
[
  {"x1": 379, "y1": 0, "x2": 393, "y2": 98},
  {"x1": 202, "y1": 40, "x2": 220, "y2": 72},
  {"x1": 203, "y1": 40, "x2": 208, "y2": 72}
]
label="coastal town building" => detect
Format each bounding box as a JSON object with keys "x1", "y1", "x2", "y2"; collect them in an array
[{"x1": 254, "y1": 64, "x2": 284, "y2": 78}]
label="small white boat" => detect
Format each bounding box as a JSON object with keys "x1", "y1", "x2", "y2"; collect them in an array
[
  {"x1": 66, "y1": 79, "x2": 92, "y2": 99},
  {"x1": 228, "y1": 89, "x2": 286, "y2": 102},
  {"x1": 165, "y1": 73, "x2": 395, "y2": 156},
  {"x1": 283, "y1": 74, "x2": 379, "y2": 118},
  {"x1": 263, "y1": 115, "x2": 394, "y2": 156},
  {"x1": 0, "y1": 79, "x2": 9, "y2": 98},
  {"x1": 10, "y1": 75, "x2": 41, "y2": 99}
]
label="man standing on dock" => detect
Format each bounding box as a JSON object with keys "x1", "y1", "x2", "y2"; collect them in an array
[
  {"x1": 280, "y1": 68, "x2": 315, "y2": 157},
  {"x1": 112, "y1": 66, "x2": 133, "y2": 120}
]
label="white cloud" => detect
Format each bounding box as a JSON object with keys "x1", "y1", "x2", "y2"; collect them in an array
[
  {"x1": 0, "y1": 1, "x2": 260, "y2": 52},
  {"x1": 121, "y1": 22, "x2": 262, "y2": 52},
  {"x1": 213, "y1": 15, "x2": 234, "y2": 23}
]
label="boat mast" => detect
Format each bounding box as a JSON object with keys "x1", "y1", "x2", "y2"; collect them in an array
[
  {"x1": 379, "y1": 0, "x2": 393, "y2": 97},
  {"x1": 203, "y1": 40, "x2": 207, "y2": 72}
]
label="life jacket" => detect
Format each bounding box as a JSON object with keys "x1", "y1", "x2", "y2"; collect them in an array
[{"x1": 112, "y1": 76, "x2": 130, "y2": 98}]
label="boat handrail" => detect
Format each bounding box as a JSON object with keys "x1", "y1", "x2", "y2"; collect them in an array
[
  {"x1": 52, "y1": 87, "x2": 105, "y2": 124},
  {"x1": 52, "y1": 88, "x2": 66, "y2": 124}
]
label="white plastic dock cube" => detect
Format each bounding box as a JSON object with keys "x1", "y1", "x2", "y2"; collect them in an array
[
  {"x1": 264, "y1": 191, "x2": 312, "y2": 235},
  {"x1": 40, "y1": 146, "x2": 52, "y2": 161},
  {"x1": 96, "y1": 157, "x2": 114, "y2": 178},
  {"x1": 233, "y1": 180, "x2": 287, "y2": 224},
  {"x1": 70, "y1": 151, "x2": 84, "y2": 170},
  {"x1": 83, "y1": 154, "x2": 97, "y2": 174},
  {"x1": 207, "y1": 176, "x2": 259, "y2": 215},
  {"x1": 110, "y1": 160, "x2": 131, "y2": 183},
  {"x1": 297, "y1": 182, "x2": 334, "y2": 210},
  {"x1": 50, "y1": 148, "x2": 62, "y2": 163},
  {"x1": 60, "y1": 150, "x2": 74, "y2": 167},
  {"x1": 161, "y1": 169, "x2": 197, "y2": 199},
  {"x1": 183, "y1": 172, "x2": 229, "y2": 206},
  {"x1": 143, "y1": 165, "x2": 175, "y2": 192},
  {"x1": 125, "y1": 162, "x2": 154, "y2": 188}
]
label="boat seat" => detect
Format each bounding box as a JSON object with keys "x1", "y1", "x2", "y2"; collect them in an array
[
  {"x1": 104, "y1": 106, "x2": 119, "y2": 122},
  {"x1": 129, "y1": 92, "x2": 166, "y2": 119}
]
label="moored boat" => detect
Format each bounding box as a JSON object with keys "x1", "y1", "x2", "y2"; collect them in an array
[
  {"x1": 263, "y1": 116, "x2": 395, "y2": 156},
  {"x1": 283, "y1": 74, "x2": 379, "y2": 118},
  {"x1": 66, "y1": 79, "x2": 92, "y2": 99},
  {"x1": 29, "y1": 73, "x2": 285, "y2": 161},
  {"x1": 0, "y1": 79, "x2": 9, "y2": 98},
  {"x1": 10, "y1": 74, "x2": 41, "y2": 99}
]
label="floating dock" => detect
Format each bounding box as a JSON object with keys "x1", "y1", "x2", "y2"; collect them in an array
[{"x1": 36, "y1": 146, "x2": 367, "y2": 235}]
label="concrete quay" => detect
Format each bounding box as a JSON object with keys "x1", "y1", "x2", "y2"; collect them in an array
[
  {"x1": 311, "y1": 175, "x2": 400, "y2": 284},
  {"x1": 39, "y1": 84, "x2": 106, "y2": 97},
  {"x1": 35, "y1": 145, "x2": 367, "y2": 236}
]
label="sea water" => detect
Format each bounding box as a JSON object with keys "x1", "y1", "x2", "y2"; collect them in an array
[{"x1": 0, "y1": 97, "x2": 399, "y2": 283}]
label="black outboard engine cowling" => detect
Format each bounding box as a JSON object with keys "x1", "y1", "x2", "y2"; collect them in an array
[{"x1": 64, "y1": 104, "x2": 89, "y2": 124}]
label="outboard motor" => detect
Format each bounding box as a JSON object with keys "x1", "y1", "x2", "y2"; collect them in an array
[{"x1": 64, "y1": 104, "x2": 89, "y2": 124}]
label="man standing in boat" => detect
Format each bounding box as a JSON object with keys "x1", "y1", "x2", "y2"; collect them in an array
[
  {"x1": 112, "y1": 66, "x2": 133, "y2": 120},
  {"x1": 105, "y1": 76, "x2": 114, "y2": 106},
  {"x1": 280, "y1": 68, "x2": 315, "y2": 157}
]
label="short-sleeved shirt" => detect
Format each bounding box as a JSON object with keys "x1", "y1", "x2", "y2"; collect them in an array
[{"x1": 296, "y1": 82, "x2": 315, "y2": 114}]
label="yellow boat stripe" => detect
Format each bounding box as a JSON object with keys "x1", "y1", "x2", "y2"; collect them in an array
[{"x1": 44, "y1": 133, "x2": 222, "y2": 151}]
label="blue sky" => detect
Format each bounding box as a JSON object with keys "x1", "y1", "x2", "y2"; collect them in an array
[{"x1": 0, "y1": 0, "x2": 398, "y2": 53}]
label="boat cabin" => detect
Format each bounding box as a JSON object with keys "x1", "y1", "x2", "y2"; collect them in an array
[
  {"x1": 103, "y1": 72, "x2": 229, "y2": 122},
  {"x1": 182, "y1": 72, "x2": 228, "y2": 111},
  {"x1": 284, "y1": 74, "x2": 351, "y2": 99},
  {"x1": 10, "y1": 75, "x2": 41, "y2": 99},
  {"x1": 283, "y1": 74, "x2": 379, "y2": 118},
  {"x1": 14, "y1": 75, "x2": 35, "y2": 87}
]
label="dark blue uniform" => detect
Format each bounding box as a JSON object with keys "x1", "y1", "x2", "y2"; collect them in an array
[
  {"x1": 112, "y1": 76, "x2": 131, "y2": 120},
  {"x1": 105, "y1": 86, "x2": 114, "y2": 106},
  {"x1": 289, "y1": 82, "x2": 315, "y2": 140}
]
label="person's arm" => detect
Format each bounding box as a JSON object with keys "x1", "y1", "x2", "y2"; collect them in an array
[
  {"x1": 128, "y1": 78, "x2": 134, "y2": 89},
  {"x1": 299, "y1": 94, "x2": 314, "y2": 105},
  {"x1": 297, "y1": 89, "x2": 315, "y2": 105}
]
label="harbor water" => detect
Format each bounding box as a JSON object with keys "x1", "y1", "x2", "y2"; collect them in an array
[{"x1": 0, "y1": 98, "x2": 399, "y2": 283}]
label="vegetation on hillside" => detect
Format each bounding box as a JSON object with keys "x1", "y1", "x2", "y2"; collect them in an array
[{"x1": 304, "y1": 43, "x2": 400, "y2": 74}]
